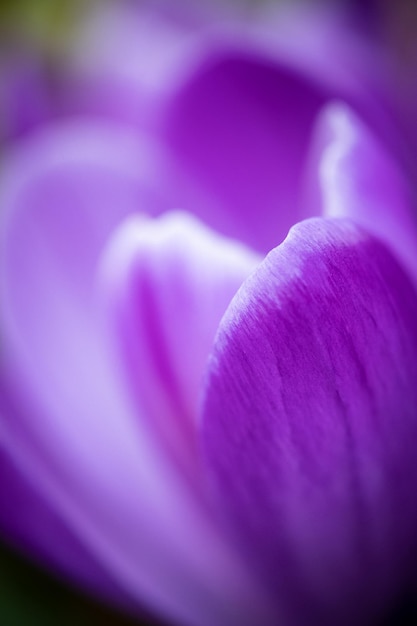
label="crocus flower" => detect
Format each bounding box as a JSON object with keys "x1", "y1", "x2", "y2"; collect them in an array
[{"x1": 1, "y1": 2, "x2": 417, "y2": 625}]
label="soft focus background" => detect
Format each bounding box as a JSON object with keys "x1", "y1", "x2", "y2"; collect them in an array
[
  {"x1": 1, "y1": 0, "x2": 417, "y2": 624},
  {"x1": 1, "y1": 3, "x2": 177, "y2": 624}
]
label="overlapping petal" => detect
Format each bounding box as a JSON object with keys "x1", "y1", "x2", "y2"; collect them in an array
[
  {"x1": 99, "y1": 211, "x2": 260, "y2": 474},
  {"x1": 202, "y1": 217, "x2": 417, "y2": 625},
  {"x1": 162, "y1": 6, "x2": 393, "y2": 255},
  {"x1": 65, "y1": 3, "x2": 394, "y2": 256},
  {"x1": 307, "y1": 103, "x2": 417, "y2": 284},
  {"x1": 0, "y1": 122, "x2": 274, "y2": 626},
  {"x1": 164, "y1": 49, "x2": 327, "y2": 253},
  {"x1": 1, "y1": 3, "x2": 416, "y2": 625},
  {"x1": 0, "y1": 423, "x2": 124, "y2": 602}
]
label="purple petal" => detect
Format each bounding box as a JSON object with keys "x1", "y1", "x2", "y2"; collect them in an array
[
  {"x1": 162, "y1": 6, "x2": 393, "y2": 254},
  {"x1": 164, "y1": 49, "x2": 327, "y2": 253},
  {"x1": 0, "y1": 126, "x2": 273, "y2": 625},
  {"x1": 202, "y1": 217, "x2": 417, "y2": 625},
  {"x1": 63, "y1": 4, "x2": 196, "y2": 131},
  {"x1": 0, "y1": 120, "x2": 176, "y2": 296},
  {"x1": 0, "y1": 411, "x2": 126, "y2": 603},
  {"x1": 99, "y1": 211, "x2": 260, "y2": 474},
  {"x1": 306, "y1": 103, "x2": 417, "y2": 285}
]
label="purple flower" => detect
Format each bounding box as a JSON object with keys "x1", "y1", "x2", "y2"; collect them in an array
[{"x1": 1, "y1": 2, "x2": 417, "y2": 625}]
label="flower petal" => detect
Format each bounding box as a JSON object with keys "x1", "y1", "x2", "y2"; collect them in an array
[
  {"x1": 0, "y1": 414, "x2": 125, "y2": 603},
  {"x1": 63, "y1": 3, "x2": 197, "y2": 131},
  {"x1": 0, "y1": 126, "x2": 273, "y2": 626},
  {"x1": 307, "y1": 103, "x2": 417, "y2": 285},
  {"x1": 99, "y1": 211, "x2": 260, "y2": 474},
  {"x1": 202, "y1": 217, "x2": 417, "y2": 625},
  {"x1": 164, "y1": 49, "x2": 327, "y2": 253},
  {"x1": 163, "y1": 6, "x2": 392, "y2": 255},
  {"x1": 0, "y1": 120, "x2": 176, "y2": 296}
]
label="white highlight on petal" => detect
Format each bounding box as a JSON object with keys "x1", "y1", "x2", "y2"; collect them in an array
[
  {"x1": 319, "y1": 105, "x2": 354, "y2": 218},
  {"x1": 317, "y1": 102, "x2": 417, "y2": 286},
  {"x1": 100, "y1": 210, "x2": 260, "y2": 295},
  {"x1": 98, "y1": 210, "x2": 261, "y2": 474}
]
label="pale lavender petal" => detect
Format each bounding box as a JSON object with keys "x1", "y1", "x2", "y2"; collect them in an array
[
  {"x1": 202, "y1": 218, "x2": 417, "y2": 625},
  {"x1": 63, "y1": 2, "x2": 200, "y2": 131},
  {"x1": 99, "y1": 211, "x2": 260, "y2": 474},
  {"x1": 0, "y1": 127, "x2": 274, "y2": 626},
  {"x1": 307, "y1": 103, "x2": 417, "y2": 284},
  {"x1": 0, "y1": 120, "x2": 177, "y2": 296}
]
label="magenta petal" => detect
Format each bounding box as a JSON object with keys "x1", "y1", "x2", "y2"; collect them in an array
[
  {"x1": 202, "y1": 218, "x2": 417, "y2": 625},
  {"x1": 99, "y1": 211, "x2": 260, "y2": 474}
]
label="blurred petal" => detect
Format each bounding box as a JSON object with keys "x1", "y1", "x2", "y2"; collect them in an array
[
  {"x1": 0, "y1": 52, "x2": 51, "y2": 142},
  {"x1": 163, "y1": 6, "x2": 393, "y2": 254},
  {"x1": 0, "y1": 124, "x2": 274, "y2": 626},
  {"x1": 164, "y1": 48, "x2": 327, "y2": 253},
  {"x1": 0, "y1": 416, "x2": 125, "y2": 603},
  {"x1": 0, "y1": 119, "x2": 176, "y2": 296},
  {"x1": 64, "y1": 3, "x2": 197, "y2": 129},
  {"x1": 202, "y1": 218, "x2": 417, "y2": 625},
  {"x1": 66, "y1": 3, "x2": 393, "y2": 255},
  {"x1": 307, "y1": 103, "x2": 417, "y2": 284},
  {"x1": 99, "y1": 211, "x2": 260, "y2": 474}
]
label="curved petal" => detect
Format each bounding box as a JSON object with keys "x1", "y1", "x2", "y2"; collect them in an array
[
  {"x1": 63, "y1": 3, "x2": 197, "y2": 131},
  {"x1": 65, "y1": 3, "x2": 394, "y2": 256},
  {"x1": 0, "y1": 119, "x2": 176, "y2": 297},
  {"x1": 99, "y1": 211, "x2": 260, "y2": 475},
  {"x1": 0, "y1": 127, "x2": 274, "y2": 625},
  {"x1": 202, "y1": 218, "x2": 417, "y2": 625},
  {"x1": 306, "y1": 103, "x2": 417, "y2": 285},
  {"x1": 164, "y1": 50, "x2": 327, "y2": 253},
  {"x1": 162, "y1": 6, "x2": 393, "y2": 254},
  {"x1": 0, "y1": 117, "x2": 224, "y2": 295},
  {"x1": 0, "y1": 410, "x2": 126, "y2": 604}
]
